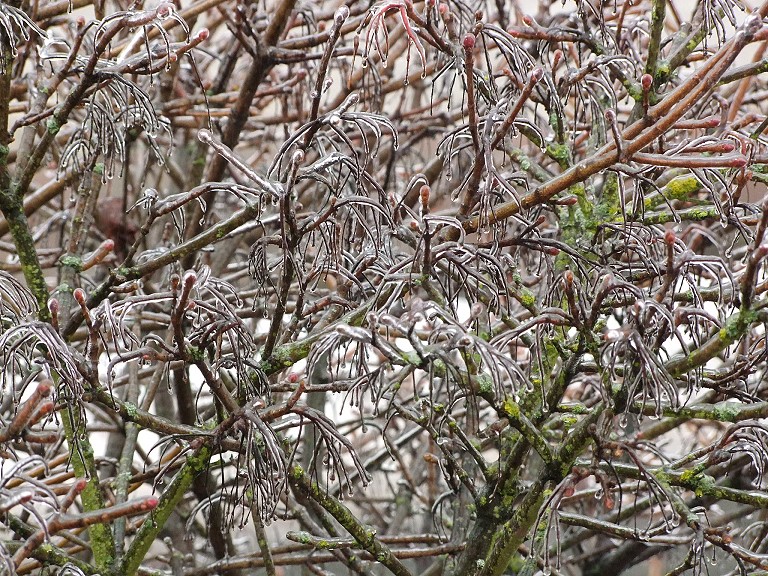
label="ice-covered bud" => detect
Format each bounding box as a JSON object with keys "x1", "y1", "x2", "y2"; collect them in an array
[
  {"x1": 334, "y1": 5, "x2": 350, "y2": 24},
  {"x1": 73, "y1": 288, "x2": 87, "y2": 305}
]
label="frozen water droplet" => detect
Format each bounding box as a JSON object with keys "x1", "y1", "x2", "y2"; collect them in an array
[
  {"x1": 594, "y1": 488, "x2": 604, "y2": 499},
  {"x1": 524, "y1": 380, "x2": 534, "y2": 392}
]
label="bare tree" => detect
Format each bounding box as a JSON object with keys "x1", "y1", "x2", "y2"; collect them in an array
[{"x1": 1, "y1": 0, "x2": 768, "y2": 575}]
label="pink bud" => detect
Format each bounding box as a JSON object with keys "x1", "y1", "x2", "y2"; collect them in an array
[
  {"x1": 726, "y1": 155, "x2": 748, "y2": 168},
  {"x1": 552, "y1": 49, "x2": 564, "y2": 69},
  {"x1": 183, "y1": 271, "x2": 197, "y2": 288},
  {"x1": 419, "y1": 185, "x2": 430, "y2": 207},
  {"x1": 73, "y1": 288, "x2": 86, "y2": 305},
  {"x1": 156, "y1": 3, "x2": 173, "y2": 19}
]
